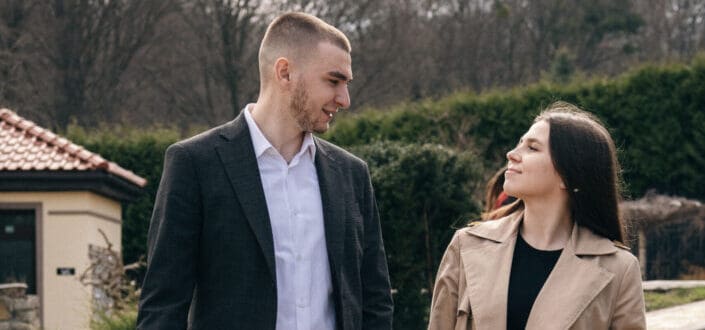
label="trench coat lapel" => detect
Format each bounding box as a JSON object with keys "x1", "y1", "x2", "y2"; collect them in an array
[
  {"x1": 525, "y1": 224, "x2": 618, "y2": 329},
  {"x1": 313, "y1": 137, "x2": 345, "y2": 279},
  {"x1": 215, "y1": 114, "x2": 276, "y2": 281},
  {"x1": 460, "y1": 213, "x2": 522, "y2": 330}
]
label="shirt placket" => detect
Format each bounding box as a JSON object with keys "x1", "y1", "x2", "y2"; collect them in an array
[{"x1": 290, "y1": 162, "x2": 312, "y2": 330}]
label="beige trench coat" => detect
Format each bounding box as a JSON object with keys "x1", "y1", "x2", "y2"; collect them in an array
[{"x1": 428, "y1": 213, "x2": 646, "y2": 330}]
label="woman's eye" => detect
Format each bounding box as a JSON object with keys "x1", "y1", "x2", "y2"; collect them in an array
[{"x1": 529, "y1": 146, "x2": 538, "y2": 151}]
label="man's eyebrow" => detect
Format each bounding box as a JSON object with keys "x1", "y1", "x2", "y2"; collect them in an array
[{"x1": 328, "y1": 71, "x2": 352, "y2": 83}]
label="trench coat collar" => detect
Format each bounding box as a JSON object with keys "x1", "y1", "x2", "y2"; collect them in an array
[
  {"x1": 461, "y1": 212, "x2": 619, "y2": 329},
  {"x1": 466, "y1": 213, "x2": 619, "y2": 255}
]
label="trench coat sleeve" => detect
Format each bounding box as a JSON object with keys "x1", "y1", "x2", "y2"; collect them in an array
[
  {"x1": 360, "y1": 162, "x2": 395, "y2": 329},
  {"x1": 137, "y1": 143, "x2": 203, "y2": 329},
  {"x1": 428, "y1": 231, "x2": 462, "y2": 330},
  {"x1": 610, "y1": 256, "x2": 646, "y2": 330}
]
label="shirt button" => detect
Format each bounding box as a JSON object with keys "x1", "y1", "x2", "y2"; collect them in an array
[{"x1": 296, "y1": 254, "x2": 302, "y2": 261}]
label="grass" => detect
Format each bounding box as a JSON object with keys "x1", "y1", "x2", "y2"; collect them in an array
[
  {"x1": 644, "y1": 287, "x2": 705, "y2": 311},
  {"x1": 91, "y1": 307, "x2": 137, "y2": 330}
]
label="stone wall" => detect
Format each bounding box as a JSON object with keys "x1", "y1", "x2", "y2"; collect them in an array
[{"x1": 0, "y1": 283, "x2": 39, "y2": 330}]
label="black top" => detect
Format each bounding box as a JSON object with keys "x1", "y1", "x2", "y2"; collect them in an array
[{"x1": 507, "y1": 234, "x2": 562, "y2": 330}]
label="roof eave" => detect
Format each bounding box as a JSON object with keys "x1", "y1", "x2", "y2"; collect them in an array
[{"x1": 0, "y1": 171, "x2": 145, "y2": 202}]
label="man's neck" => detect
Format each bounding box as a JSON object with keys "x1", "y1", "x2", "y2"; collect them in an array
[{"x1": 250, "y1": 101, "x2": 305, "y2": 163}]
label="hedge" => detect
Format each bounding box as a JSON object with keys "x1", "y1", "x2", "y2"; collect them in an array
[
  {"x1": 325, "y1": 58, "x2": 705, "y2": 200},
  {"x1": 350, "y1": 142, "x2": 483, "y2": 329}
]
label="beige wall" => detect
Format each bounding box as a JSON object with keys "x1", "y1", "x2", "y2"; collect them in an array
[{"x1": 0, "y1": 191, "x2": 122, "y2": 330}]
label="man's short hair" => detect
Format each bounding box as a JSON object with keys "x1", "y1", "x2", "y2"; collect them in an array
[{"x1": 259, "y1": 12, "x2": 351, "y2": 83}]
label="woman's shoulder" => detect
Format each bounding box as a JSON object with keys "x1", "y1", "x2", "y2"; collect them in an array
[
  {"x1": 588, "y1": 236, "x2": 641, "y2": 276},
  {"x1": 471, "y1": 213, "x2": 520, "y2": 231},
  {"x1": 609, "y1": 245, "x2": 641, "y2": 269},
  {"x1": 454, "y1": 214, "x2": 520, "y2": 244}
]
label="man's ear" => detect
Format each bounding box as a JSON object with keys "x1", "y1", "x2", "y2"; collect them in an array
[{"x1": 274, "y1": 57, "x2": 291, "y2": 88}]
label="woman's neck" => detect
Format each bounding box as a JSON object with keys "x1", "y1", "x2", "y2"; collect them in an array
[{"x1": 520, "y1": 198, "x2": 573, "y2": 251}]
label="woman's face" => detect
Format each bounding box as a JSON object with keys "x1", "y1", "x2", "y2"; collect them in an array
[{"x1": 504, "y1": 120, "x2": 566, "y2": 200}]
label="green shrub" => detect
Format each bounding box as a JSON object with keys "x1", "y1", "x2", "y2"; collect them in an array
[
  {"x1": 327, "y1": 59, "x2": 705, "y2": 200},
  {"x1": 351, "y1": 141, "x2": 484, "y2": 330},
  {"x1": 90, "y1": 305, "x2": 137, "y2": 330}
]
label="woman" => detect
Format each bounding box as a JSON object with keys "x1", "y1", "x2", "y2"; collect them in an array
[{"x1": 428, "y1": 102, "x2": 645, "y2": 330}]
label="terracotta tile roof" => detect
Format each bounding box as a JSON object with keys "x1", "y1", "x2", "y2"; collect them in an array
[{"x1": 0, "y1": 108, "x2": 147, "y2": 187}]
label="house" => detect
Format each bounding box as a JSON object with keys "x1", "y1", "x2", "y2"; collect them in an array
[{"x1": 0, "y1": 108, "x2": 146, "y2": 329}]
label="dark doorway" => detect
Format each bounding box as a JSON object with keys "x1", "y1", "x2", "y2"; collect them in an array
[{"x1": 0, "y1": 209, "x2": 37, "y2": 294}]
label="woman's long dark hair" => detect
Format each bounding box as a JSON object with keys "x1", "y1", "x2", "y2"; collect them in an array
[
  {"x1": 493, "y1": 101, "x2": 625, "y2": 243},
  {"x1": 482, "y1": 166, "x2": 507, "y2": 216}
]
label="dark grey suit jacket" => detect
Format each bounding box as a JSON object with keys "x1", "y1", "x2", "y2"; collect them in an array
[{"x1": 136, "y1": 114, "x2": 393, "y2": 329}]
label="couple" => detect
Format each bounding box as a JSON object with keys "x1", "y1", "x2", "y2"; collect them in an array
[{"x1": 136, "y1": 12, "x2": 646, "y2": 330}]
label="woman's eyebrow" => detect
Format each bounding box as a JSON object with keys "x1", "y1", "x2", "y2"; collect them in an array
[{"x1": 522, "y1": 137, "x2": 543, "y2": 145}]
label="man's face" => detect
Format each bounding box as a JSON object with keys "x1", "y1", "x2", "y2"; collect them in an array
[{"x1": 289, "y1": 42, "x2": 352, "y2": 134}]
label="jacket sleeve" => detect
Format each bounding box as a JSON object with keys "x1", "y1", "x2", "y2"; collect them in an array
[
  {"x1": 428, "y1": 231, "x2": 462, "y2": 330},
  {"x1": 137, "y1": 143, "x2": 203, "y2": 330},
  {"x1": 610, "y1": 256, "x2": 646, "y2": 329},
  {"x1": 360, "y1": 162, "x2": 395, "y2": 329}
]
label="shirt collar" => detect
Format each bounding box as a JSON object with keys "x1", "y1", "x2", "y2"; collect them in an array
[
  {"x1": 243, "y1": 104, "x2": 317, "y2": 161},
  {"x1": 300, "y1": 130, "x2": 317, "y2": 161}
]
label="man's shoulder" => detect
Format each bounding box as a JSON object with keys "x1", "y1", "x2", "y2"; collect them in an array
[
  {"x1": 315, "y1": 136, "x2": 367, "y2": 168},
  {"x1": 173, "y1": 119, "x2": 239, "y2": 150},
  {"x1": 162, "y1": 119, "x2": 243, "y2": 165}
]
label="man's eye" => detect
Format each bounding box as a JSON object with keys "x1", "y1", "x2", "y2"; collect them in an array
[{"x1": 329, "y1": 79, "x2": 339, "y2": 85}]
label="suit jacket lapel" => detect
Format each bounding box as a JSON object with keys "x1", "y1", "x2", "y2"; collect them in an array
[
  {"x1": 460, "y1": 214, "x2": 522, "y2": 329},
  {"x1": 215, "y1": 114, "x2": 276, "y2": 281},
  {"x1": 313, "y1": 137, "x2": 345, "y2": 279},
  {"x1": 526, "y1": 225, "x2": 617, "y2": 329}
]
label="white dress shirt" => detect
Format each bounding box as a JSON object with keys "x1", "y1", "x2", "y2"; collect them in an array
[{"x1": 244, "y1": 105, "x2": 336, "y2": 330}]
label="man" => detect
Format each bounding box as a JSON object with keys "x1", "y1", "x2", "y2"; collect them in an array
[{"x1": 136, "y1": 12, "x2": 393, "y2": 330}]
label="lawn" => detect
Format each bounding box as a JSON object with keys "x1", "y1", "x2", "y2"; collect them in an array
[
  {"x1": 91, "y1": 307, "x2": 137, "y2": 330},
  {"x1": 644, "y1": 287, "x2": 705, "y2": 311}
]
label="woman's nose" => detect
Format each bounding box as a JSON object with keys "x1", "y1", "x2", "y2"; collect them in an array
[{"x1": 506, "y1": 148, "x2": 520, "y2": 162}]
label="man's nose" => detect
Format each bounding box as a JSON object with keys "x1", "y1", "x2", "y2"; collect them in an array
[{"x1": 336, "y1": 86, "x2": 350, "y2": 109}]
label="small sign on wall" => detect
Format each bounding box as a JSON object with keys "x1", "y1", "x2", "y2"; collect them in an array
[{"x1": 56, "y1": 268, "x2": 75, "y2": 276}]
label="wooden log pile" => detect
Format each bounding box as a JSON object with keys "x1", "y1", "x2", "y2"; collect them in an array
[{"x1": 80, "y1": 229, "x2": 144, "y2": 316}]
